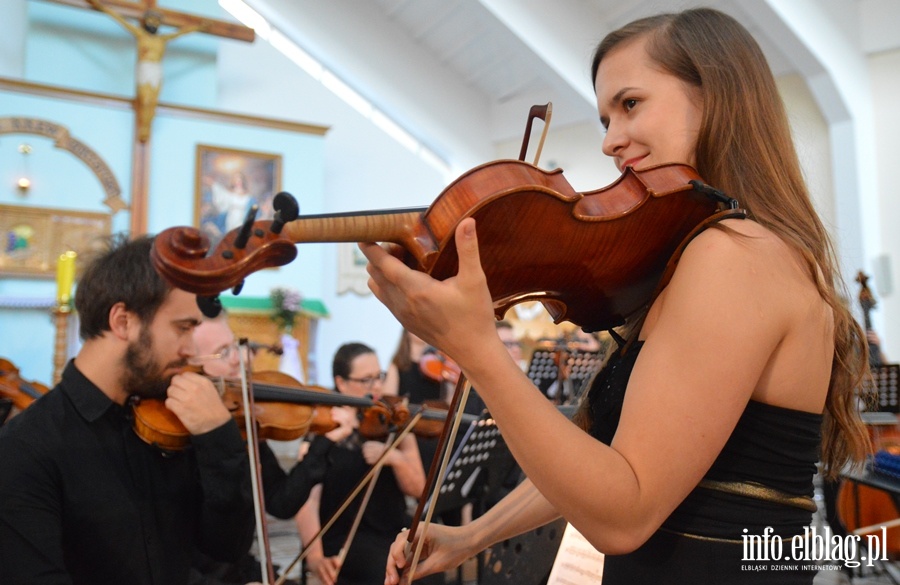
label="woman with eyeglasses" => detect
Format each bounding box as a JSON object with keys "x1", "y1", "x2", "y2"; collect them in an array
[{"x1": 295, "y1": 342, "x2": 428, "y2": 585}]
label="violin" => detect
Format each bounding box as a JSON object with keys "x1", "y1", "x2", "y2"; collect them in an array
[
  {"x1": 419, "y1": 351, "x2": 461, "y2": 385},
  {"x1": 151, "y1": 161, "x2": 738, "y2": 334},
  {"x1": 0, "y1": 358, "x2": 50, "y2": 411},
  {"x1": 130, "y1": 370, "x2": 391, "y2": 451},
  {"x1": 368, "y1": 396, "x2": 475, "y2": 440}
]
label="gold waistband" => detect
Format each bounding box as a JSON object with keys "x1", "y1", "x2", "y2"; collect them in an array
[{"x1": 697, "y1": 479, "x2": 817, "y2": 513}]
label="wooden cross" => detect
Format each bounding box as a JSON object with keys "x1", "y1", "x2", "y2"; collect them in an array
[
  {"x1": 41, "y1": 0, "x2": 255, "y2": 42},
  {"x1": 38, "y1": 0, "x2": 256, "y2": 235}
]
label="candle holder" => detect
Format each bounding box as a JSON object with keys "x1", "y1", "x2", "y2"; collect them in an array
[{"x1": 51, "y1": 302, "x2": 73, "y2": 385}]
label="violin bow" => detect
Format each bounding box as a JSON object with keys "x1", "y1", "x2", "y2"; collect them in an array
[
  {"x1": 517, "y1": 102, "x2": 552, "y2": 167},
  {"x1": 404, "y1": 374, "x2": 474, "y2": 581},
  {"x1": 274, "y1": 411, "x2": 424, "y2": 585},
  {"x1": 236, "y1": 341, "x2": 276, "y2": 585}
]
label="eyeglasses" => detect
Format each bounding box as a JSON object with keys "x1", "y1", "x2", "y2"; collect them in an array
[
  {"x1": 345, "y1": 372, "x2": 387, "y2": 388},
  {"x1": 502, "y1": 341, "x2": 522, "y2": 349},
  {"x1": 188, "y1": 342, "x2": 241, "y2": 365}
]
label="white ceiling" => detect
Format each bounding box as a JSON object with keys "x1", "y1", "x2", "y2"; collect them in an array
[{"x1": 251, "y1": 0, "x2": 899, "y2": 167}]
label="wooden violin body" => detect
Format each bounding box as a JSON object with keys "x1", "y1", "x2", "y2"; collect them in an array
[
  {"x1": 419, "y1": 351, "x2": 461, "y2": 385},
  {"x1": 152, "y1": 161, "x2": 725, "y2": 332},
  {"x1": 0, "y1": 358, "x2": 50, "y2": 411},
  {"x1": 130, "y1": 371, "x2": 387, "y2": 450}
]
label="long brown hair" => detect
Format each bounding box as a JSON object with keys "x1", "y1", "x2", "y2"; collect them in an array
[{"x1": 587, "y1": 8, "x2": 869, "y2": 477}]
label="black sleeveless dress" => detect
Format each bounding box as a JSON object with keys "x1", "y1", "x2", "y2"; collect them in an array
[{"x1": 587, "y1": 341, "x2": 822, "y2": 584}]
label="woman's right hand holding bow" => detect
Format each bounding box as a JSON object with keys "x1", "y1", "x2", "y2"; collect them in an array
[{"x1": 385, "y1": 523, "x2": 477, "y2": 585}]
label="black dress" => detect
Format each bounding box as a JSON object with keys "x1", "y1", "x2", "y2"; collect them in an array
[{"x1": 586, "y1": 341, "x2": 822, "y2": 584}]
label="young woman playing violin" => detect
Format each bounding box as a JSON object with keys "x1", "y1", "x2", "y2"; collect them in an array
[
  {"x1": 365, "y1": 8, "x2": 869, "y2": 585},
  {"x1": 383, "y1": 328, "x2": 445, "y2": 404}
]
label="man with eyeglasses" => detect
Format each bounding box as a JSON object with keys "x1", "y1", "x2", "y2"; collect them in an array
[
  {"x1": 190, "y1": 314, "x2": 355, "y2": 585},
  {"x1": 296, "y1": 342, "x2": 428, "y2": 585}
]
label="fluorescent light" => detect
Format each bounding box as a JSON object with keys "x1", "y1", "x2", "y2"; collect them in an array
[
  {"x1": 219, "y1": 0, "x2": 451, "y2": 176},
  {"x1": 218, "y1": 0, "x2": 271, "y2": 40},
  {"x1": 269, "y1": 29, "x2": 323, "y2": 80}
]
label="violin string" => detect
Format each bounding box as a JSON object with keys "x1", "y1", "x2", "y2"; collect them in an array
[
  {"x1": 407, "y1": 376, "x2": 473, "y2": 581},
  {"x1": 274, "y1": 411, "x2": 423, "y2": 585}
]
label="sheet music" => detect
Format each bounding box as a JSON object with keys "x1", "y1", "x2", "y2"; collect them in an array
[{"x1": 546, "y1": 523, "x2": 604, "y2": 585}]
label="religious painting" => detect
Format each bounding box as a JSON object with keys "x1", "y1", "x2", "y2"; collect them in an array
[
  {"x1": 0, "y1": 204, "x2": 111, "y2": 277},
  {"x1": 195, "y1": 145, "x2": 283, "y2": 247}
]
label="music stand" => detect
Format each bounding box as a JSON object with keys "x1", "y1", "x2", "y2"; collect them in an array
[
  {"x1": 426, "y1": 414, "x2": 518, "y2": 519},
  {"x1": 527, "y1": 349, "x2": 601, "y2": 403},
  {"x1": 864, "y1": 364, "x2": 900, "y2": 414},
  {"x1": 479, "y1": 517, "x2": 569, "y2": 585}
]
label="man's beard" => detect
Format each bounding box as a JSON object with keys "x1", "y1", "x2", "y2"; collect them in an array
[{"x1": 121, "y1": 325, "x2": 186, "y2": 399}]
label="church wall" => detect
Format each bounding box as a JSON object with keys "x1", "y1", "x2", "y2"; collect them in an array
[
  {"x1": 216, "y1": 36, "x2": 449, "y2": 379},
  {"x1": 869, "y1": 48, "x2": 900, "y2": 357},
  {"x1": 0, "y1": 1, "x2": 332, "y2": 384}
]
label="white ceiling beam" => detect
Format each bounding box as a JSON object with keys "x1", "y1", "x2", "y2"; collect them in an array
[{"x1": 477, "y1": 0, "x2": 603, "y2": 111}]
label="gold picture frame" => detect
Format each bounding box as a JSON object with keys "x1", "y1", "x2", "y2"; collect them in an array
[
  {"x1": 0, "y1": 204, "x2": 111, "y2": 277},
  {"x1": 195, "y1": 144, "x2": 283, "y2": 247}
]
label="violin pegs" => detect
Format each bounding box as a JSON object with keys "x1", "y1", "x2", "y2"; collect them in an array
[
  {"x1": 271, "y1": 192, "x2": 300, "y2": 234},
  {"x1": 231, "y1": 280, "x2": 245, "y2": 296},
  {"x1": 233, "y1": 204, "x2": 260, "y2": 249}
]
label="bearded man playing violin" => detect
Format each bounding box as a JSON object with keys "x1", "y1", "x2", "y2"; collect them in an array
[{"x1": 0, "y1": 235, "x2": 255, "y2": 585}]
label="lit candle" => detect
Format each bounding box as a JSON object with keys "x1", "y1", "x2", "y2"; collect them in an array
[{"x1": 56, "y1": 250, "x2": 77, "y2": 307}]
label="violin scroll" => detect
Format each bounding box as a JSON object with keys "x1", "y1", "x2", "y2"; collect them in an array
[{"x1": 150, "y1": 194, "x2": 302, "y2": 297}]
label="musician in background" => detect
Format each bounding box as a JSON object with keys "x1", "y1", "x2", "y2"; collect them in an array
[
  {"x1": 495, "y1": 321, "x2": 526, "y2": 371},
  {"x1": 295, "y1": 342, "x2": 426, "y2": 585},
  {"x1": 384, "y1": 328, "x2": 441, "y2": 403},
  {"x1": 189, "y1": 314, "x2": 354, "y2": 585},
  {"x1": 0, "y1": 235, "x2": 255, "y2": 585},
  {"x1": 857, "y1": 271, "x2": 889, "y2": 369}
]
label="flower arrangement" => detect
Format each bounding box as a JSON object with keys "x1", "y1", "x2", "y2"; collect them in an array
[{"x1": 269, "y1": 287, "x2": 303, "y2": 332}]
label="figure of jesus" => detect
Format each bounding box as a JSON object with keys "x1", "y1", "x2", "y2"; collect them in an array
[{"x1": 86, "y1": 0, "x2": 207, "y2": 142}]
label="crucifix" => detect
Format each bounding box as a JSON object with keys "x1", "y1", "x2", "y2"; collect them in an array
[{"x1": 40, "y1": 0, "x2": 255, "y2": 235}]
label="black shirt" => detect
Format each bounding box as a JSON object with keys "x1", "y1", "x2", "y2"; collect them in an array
[{"x1": 0, "y1": 361, "x2": 255, "y2": 585}]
